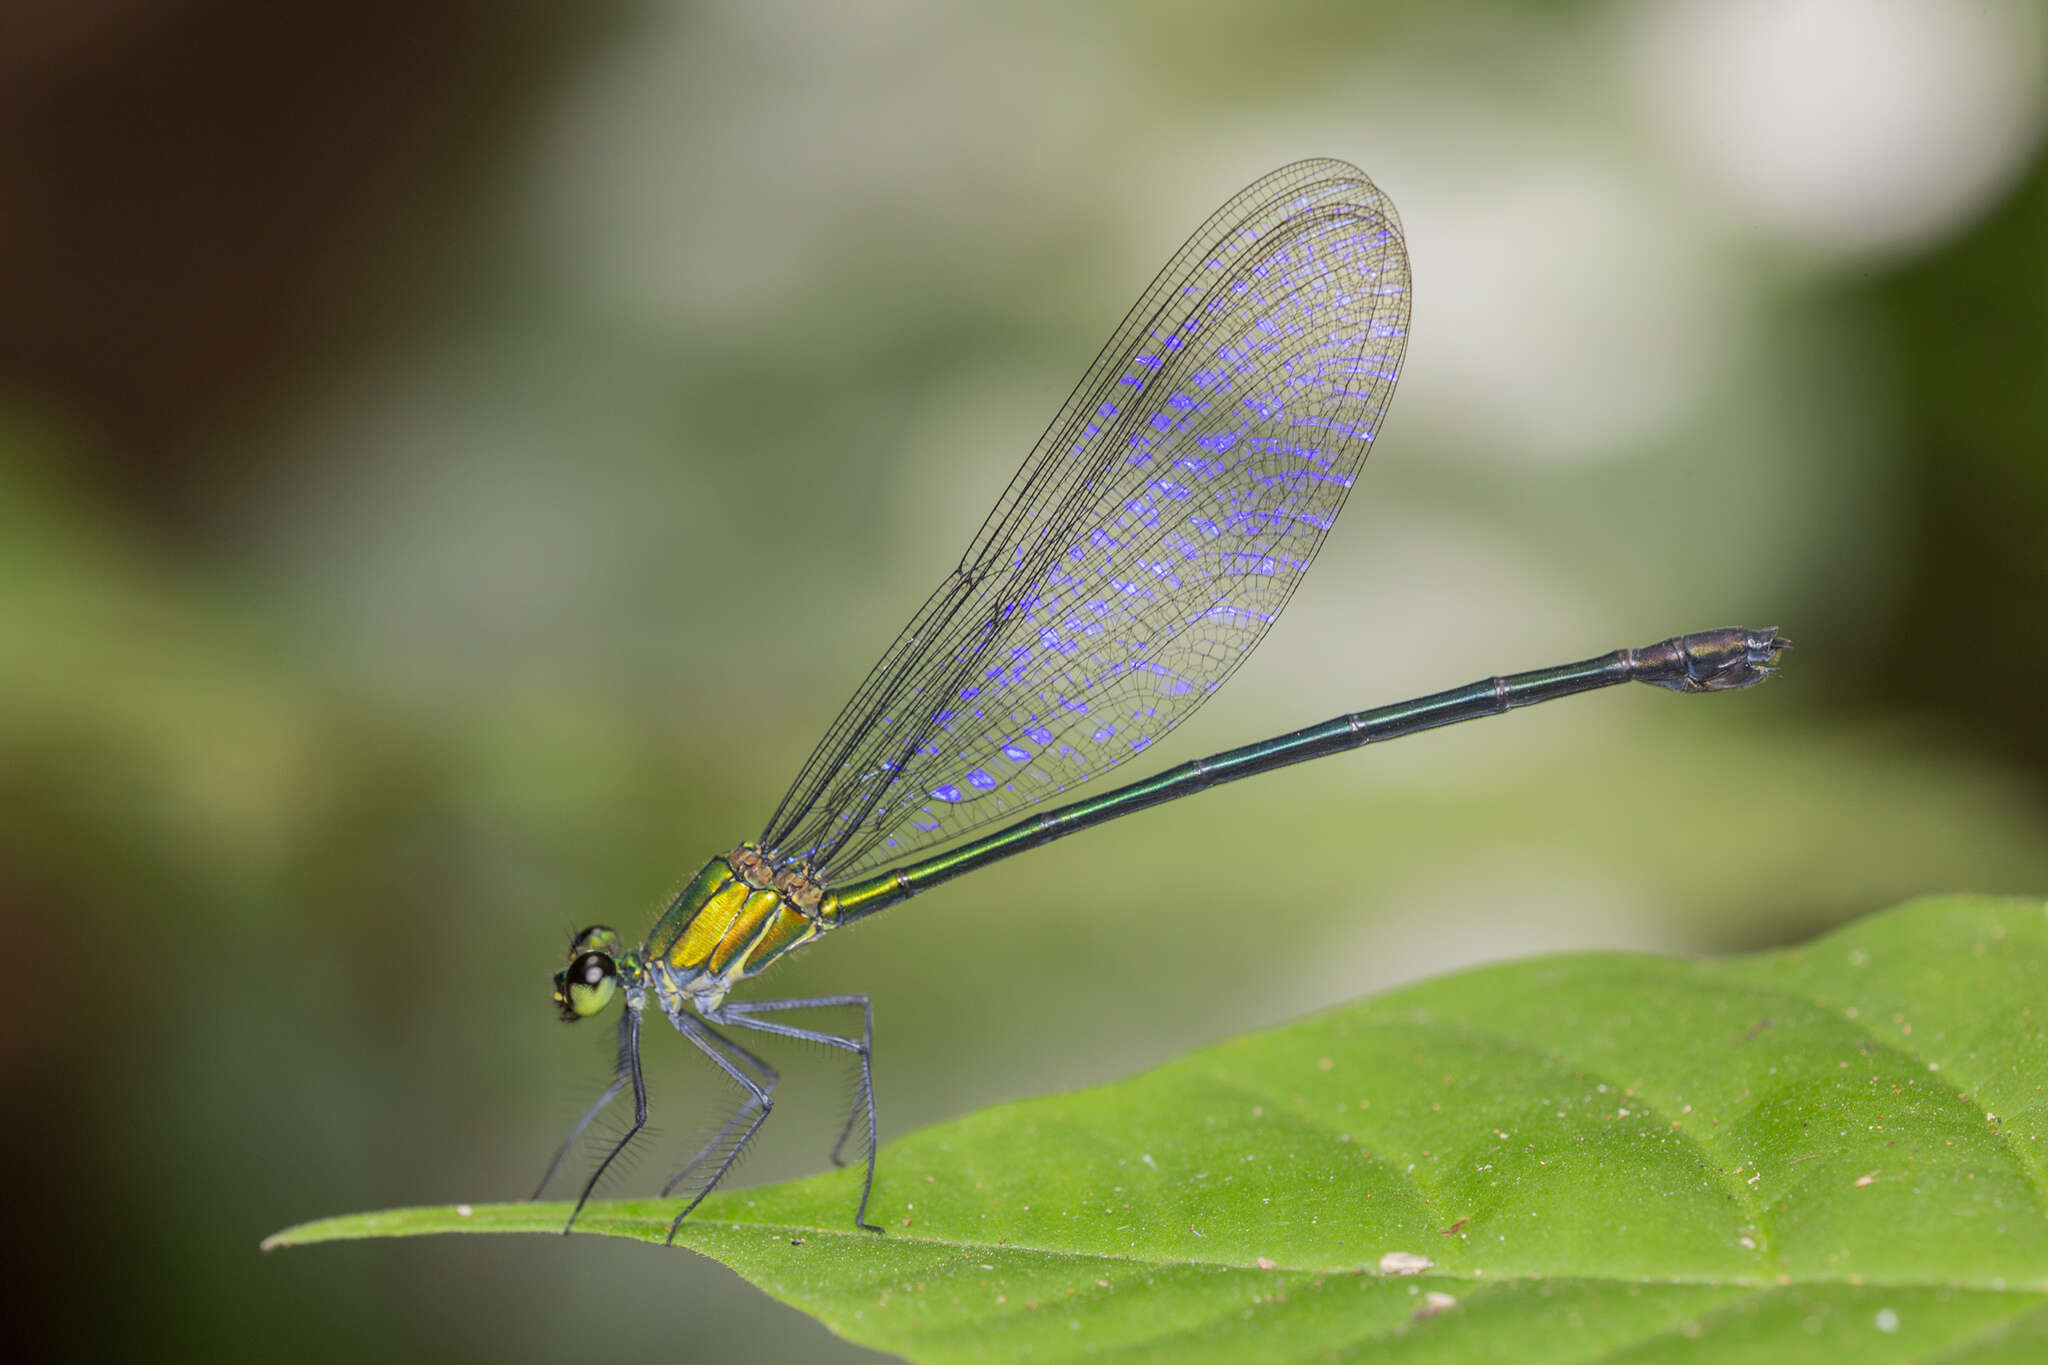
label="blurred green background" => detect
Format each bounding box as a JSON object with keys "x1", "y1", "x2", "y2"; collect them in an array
[{"x1": 6, "y1": 1, "x2": 2048, "y2": 1361}]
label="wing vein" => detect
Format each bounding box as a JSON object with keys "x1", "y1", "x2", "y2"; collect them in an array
[{"x1": 759, "y1": 159, "x2": 1411, "y2": 881}]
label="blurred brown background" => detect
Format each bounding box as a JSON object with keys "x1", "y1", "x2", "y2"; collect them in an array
[{"x1": 5, "y1": 2, "x2": 2047, "y2": 1361}]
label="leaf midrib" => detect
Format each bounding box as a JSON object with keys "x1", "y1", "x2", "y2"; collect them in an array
[
  {"x1": 669, "y1": 1217, "x2": 2048, "y2": 1293},
  {"x1": 267, "y1": 1202, "x2": 2048, "y2": 1294}
]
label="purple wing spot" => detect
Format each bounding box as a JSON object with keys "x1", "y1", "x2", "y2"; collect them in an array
[{"x1": 766, "y1": 179, "x2": 1410, "y2": 875}]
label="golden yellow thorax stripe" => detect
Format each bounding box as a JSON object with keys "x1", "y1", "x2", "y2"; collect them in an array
[{"x1": 672, "y1": 878, "x2": 752, "y2": 968}]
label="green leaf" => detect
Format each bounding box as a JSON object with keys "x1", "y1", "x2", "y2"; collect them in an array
[{"x1": 269, "y1": 895, "x2": 2048, "y2": 1362}]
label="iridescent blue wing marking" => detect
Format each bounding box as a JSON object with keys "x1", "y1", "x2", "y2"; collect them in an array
[{"x1": 761, "y1": 159, "x2": 1411, "y2": 881}]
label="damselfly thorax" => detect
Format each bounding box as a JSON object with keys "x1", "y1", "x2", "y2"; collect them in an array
[{"x1": 642, "y1": 847, "x2": 840, "y2": 1010}]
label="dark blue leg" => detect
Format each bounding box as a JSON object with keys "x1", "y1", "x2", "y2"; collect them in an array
[
  {"x1": 714, "y1": 994, "x2": 880, "y2": 1233},
  {"x1": 663, "y1": 1014, "x2": 776, "y2": 1244},
  {"x1": 659, "y1": 1018, "x2": 780, "y2": 1197},
  {"x1": 532, "y1": 1008, "x2": 633, "y2": 1199},
  {"x1": 564, "y1": 1005, "x2": 645, "y2": 1234}
]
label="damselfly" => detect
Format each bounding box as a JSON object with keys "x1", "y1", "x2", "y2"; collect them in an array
[{"x1": 534, "y1": 159, "x2": 1787, "y2": 1241}]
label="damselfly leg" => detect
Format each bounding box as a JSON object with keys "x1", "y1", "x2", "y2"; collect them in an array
[
  {"x1": 713, "y1": 995, "x2": 879, "y2": 1233},
  {"x1": 531, "y1": 1010, "x2": 633, "y2": 1200},
  {"x1": 657, "y1": 1014, "x2": 780, "y2": 1243},
  {"x1": 563, "y1": 1006, "x2": 645, "y2": 1233},
  {"x1": 659, "y1": 1025, "x2": 779, "y2": 1202}
]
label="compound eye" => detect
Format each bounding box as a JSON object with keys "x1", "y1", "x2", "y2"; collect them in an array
[
  {"x1": 571, "y1": 925, "x2": 622, "y2": 957},
  {"x1": 556, "y1": 951, "x2": 618, "y2": 1020}
]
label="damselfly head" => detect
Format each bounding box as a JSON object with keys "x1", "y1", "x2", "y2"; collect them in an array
[{"x1": 552, "y1": 925, "x2": 622, "y2": 1022}]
